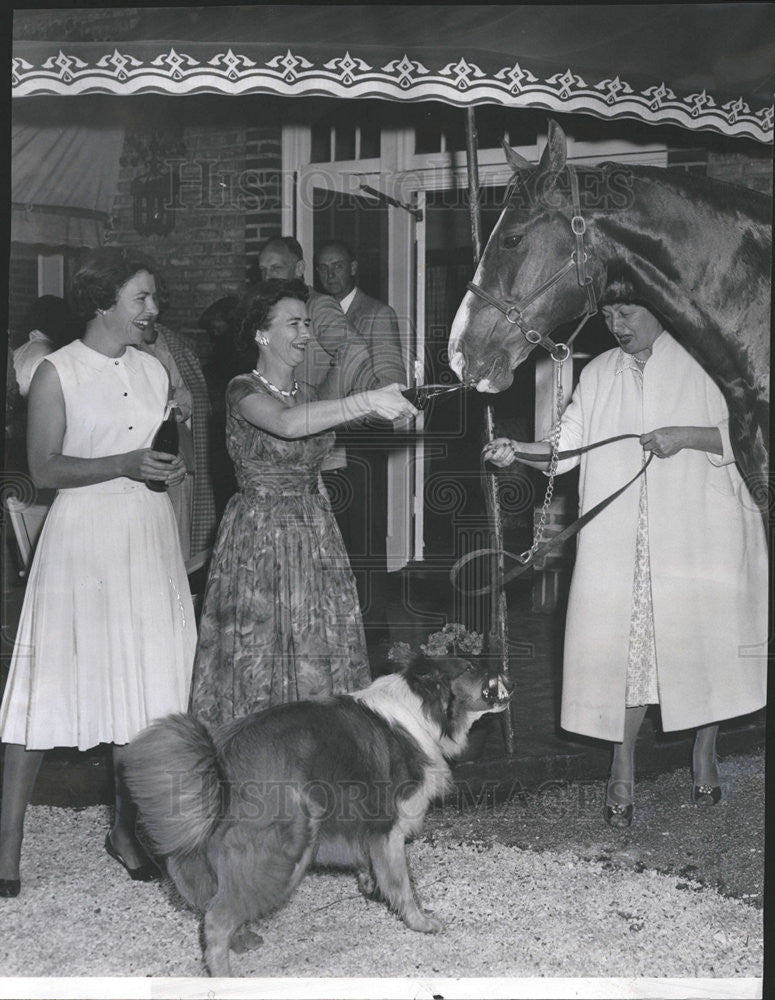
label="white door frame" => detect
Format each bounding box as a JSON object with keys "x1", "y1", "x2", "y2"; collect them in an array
[{"x1": 37, "y1": 252, "x2": 64, "y2": 296}]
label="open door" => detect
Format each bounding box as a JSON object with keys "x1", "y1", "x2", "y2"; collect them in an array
[{"x1": 294, "y1": 156, "x2": 424, "y2": 570}]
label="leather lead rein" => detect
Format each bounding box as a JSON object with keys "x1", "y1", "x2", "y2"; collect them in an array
[{"x1": 451, "y1": 436, "x2": 654, "y2": 598}]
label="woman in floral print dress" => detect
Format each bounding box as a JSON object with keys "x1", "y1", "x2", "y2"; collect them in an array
[{"x1": 190, "y1": 279, "x2": 416, "y2": 727}]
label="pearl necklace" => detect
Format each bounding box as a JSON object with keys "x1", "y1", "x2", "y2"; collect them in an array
[{"x1": 251, "y1": 368, "x2": 298, "y2": 398}]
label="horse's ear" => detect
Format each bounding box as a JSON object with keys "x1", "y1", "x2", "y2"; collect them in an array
[
  {"x1": 501, "y1": 136, "x2": 532, "y2": 173},
  {"x1": 537, "y1": 119, "x2": 567, "y2": 182}
]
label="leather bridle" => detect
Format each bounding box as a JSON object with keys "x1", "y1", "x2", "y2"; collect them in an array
[{"x1": 466, "y1": 164, "x2": 598, "y2": 364}]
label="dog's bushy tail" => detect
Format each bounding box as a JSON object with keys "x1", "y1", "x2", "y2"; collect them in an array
[{"x1": 121, "y1": 712, "x2": 224, "y2": 859}]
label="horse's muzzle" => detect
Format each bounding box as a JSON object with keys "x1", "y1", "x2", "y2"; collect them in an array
[{"x1": 459, "y1": 349, "x2": 515, "y2": 393}]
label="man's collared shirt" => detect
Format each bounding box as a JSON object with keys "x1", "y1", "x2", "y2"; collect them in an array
[{"x1": 340, "y1": 286, "x2": 357, "y2": 314}]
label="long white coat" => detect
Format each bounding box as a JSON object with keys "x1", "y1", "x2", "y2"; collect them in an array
[{"x1": 555, "y1": 332, "x2": 767, "y2": 742}]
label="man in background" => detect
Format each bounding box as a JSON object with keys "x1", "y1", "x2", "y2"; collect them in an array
[{"x1": 315, "y1": 240, "x2": 404, "y2": 388}]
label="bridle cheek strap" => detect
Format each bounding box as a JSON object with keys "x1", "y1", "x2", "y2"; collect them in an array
[{"x1": 467, "y1": 163, "x2": 598, "y2": 363}]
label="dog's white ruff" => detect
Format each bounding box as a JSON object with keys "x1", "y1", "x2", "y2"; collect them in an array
[{"x1": 348, "y1": 673, "x2": 479, "y2": 835}]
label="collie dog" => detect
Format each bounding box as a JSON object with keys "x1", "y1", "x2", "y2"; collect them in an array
[{"x1": 121, "y1": 653, "x2": 512, "y2": 976}]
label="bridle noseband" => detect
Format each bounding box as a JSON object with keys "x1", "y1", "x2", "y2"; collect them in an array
[{"x1": 467, "y1": 164, "x2": 598, "y2": 364}]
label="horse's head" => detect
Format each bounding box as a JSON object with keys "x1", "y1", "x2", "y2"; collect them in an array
[{"x1": 449, "y1": 120, "x2": 606, "y2": 392}]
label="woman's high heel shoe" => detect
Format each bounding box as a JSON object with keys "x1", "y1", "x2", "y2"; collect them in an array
[
  {"x1": 104, "y1": 832, "x2": 160, "y2": 882},
  {"x1": 691, "y1": 782, "x2": 722, "y2": 806},
  {"x1": 604, "y1": 801, "x2": 634, "y2": 828},
  {"x1": 603, "y1": 778, "x2": 634, "y2": 828}
]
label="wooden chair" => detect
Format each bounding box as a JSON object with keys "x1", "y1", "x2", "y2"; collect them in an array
[{"x1": 5, "y1": 492, "x2": 55, "y2": 578}]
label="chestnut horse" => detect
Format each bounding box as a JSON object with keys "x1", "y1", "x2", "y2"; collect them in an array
[{"x1": 449, "y1": 120, "x2": 771, "y2": 501}]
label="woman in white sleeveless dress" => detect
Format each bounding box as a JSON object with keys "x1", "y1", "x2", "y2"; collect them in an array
[{"x1": 0, "y1": 248, "x2": 196, "y2": 896}]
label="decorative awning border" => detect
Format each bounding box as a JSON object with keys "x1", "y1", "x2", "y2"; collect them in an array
[{"x1": 12, "y1": 47, "x2": 773, "y2": 144}]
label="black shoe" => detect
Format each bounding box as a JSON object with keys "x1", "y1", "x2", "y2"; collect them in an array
[
  {"x1": 604, "y1": 802, "x2": 634, "y2": 828},
  {"x1": 604, "y1": 777, "x2": 634, "y2": 828},
  {"x1": 0, "y1": 878, "x2": 21, "y2": 898},
  {"x1": 691, "y1": 782, "x2": 722, "y2": 806},
  {"x1": 104, "y1": 832, "x2": 160, "y2": 882}
]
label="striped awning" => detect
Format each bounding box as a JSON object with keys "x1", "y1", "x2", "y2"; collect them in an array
[{"x1": 12, "y1": 4, "x2": 775, "y2": 143}]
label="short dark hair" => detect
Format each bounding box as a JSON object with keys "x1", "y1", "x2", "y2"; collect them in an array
[
  {"x1": 599, "y1": 278, "x2": 669, "y2": 331},
  {"x1": 69, "y1": 247, "x2": 159, "y2": 322},
  {"x1": 315, "y1": 239, "x2": 356, "y2": 264},
  {"x1": 260, "y1": 236, "x2": 304, "y2": 262},
  {"x1": 599, "y1": 277, "x2": 642, "y2": 307},
  {"x1": 24, "y1": 295, "x2": 75, "y2": 348},
  {"x1": 235, "y1": 279, "x2": 309, "y2": 360}
]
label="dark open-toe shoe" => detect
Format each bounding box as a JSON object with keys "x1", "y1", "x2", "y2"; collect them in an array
[
  {"x1": 0, "y1": 878, "x2": 21, "y2": 898},
  {"x1": 691, "y1": 782, "x2": 722, "y2": 806},
  {"x1": 604, "y1": 801, "x2": 634, "y2": 828},
  {"x1": 104, "y1": 832, "x2": 160, "y2": 882},
  {"x1": 604, "y1": 776, "x2": 634, "y2": 828}
]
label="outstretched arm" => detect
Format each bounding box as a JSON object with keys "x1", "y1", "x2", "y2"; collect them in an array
[{"x1": 233, "y1": 380, "x2": 417, "y2": 439}]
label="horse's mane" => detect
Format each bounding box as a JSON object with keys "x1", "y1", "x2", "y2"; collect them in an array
[
  {"x1": 504, "y1": 160, "x2": 771, "y2": 224},
  {"x1": 598, "y1": 161, "x2": 772, "y2": 220}
]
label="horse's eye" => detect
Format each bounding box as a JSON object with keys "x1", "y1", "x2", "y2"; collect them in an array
[{"x1": 502, "y1": 233, "x2": 523, "y2": 249}]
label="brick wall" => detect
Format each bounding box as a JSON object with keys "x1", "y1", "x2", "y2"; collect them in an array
[
  {"x1": 7, "y1": 244, "x2": 38, "y2": 345},
  {"x1": 244, "y1": 129, "x2": 283, "y2": 281},
  {"x1": 7, "y1": 121, "x2": 283, "y2": 356},
  {"x1": 109, "y1": 121, "x2": 282, "y2": 350}
]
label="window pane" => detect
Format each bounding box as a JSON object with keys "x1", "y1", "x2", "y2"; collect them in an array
[
  {"x1": 359, "y1": 122, "x2": 381, "y2": 159},
  {"x1": 310, "y1": 123, "x2": 330, "y2": 163},
  {"x1": 415, "y1": 113, "x2": 443, "y2": 154},
  {"x1": 334, "y1": 125, "x2": 356, "y2": 162}
]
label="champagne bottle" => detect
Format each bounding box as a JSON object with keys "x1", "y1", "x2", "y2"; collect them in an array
[
  {"x1": 401, "y1": 384, "x2": 465, "y2": 409},
  {"x1": 146, "y1": 404, "x2": 179, "y2": 493}
]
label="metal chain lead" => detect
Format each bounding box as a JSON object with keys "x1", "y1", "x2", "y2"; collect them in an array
[{"x1": 519, "y1": 357, "x2": 564, "y2": 565}]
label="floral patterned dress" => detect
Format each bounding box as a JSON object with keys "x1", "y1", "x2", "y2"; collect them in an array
[
  {"x1": 625, "y1": 468, "x2": 659, "y2": 706},
  {"x1": 624, "y1": 361, "x2": 659, "y2": 708},
  {"x1": 190, "y1": 374, "x2": 370, "y2": 727}
]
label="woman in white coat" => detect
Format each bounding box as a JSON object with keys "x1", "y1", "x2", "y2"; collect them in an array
[{"x1": 484, "y1": 294, "x2": 767, "y2": 827}]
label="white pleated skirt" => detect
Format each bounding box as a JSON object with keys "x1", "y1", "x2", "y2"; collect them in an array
[{"x1": 0, "y1": 482, "x2": 197, "y2": 750}]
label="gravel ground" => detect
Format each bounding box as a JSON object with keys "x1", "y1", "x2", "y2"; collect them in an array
[
  {"x1": 425, "y1": 752, "x2": 766, "y2": 908},
  {"x1": 0, "y1": 754, "x2": 764, "y2": 986}
]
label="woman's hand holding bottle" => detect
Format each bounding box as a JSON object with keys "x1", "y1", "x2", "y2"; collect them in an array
[{"x1": 123, "y1": 449, "x2": 187, "y2": 487}]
